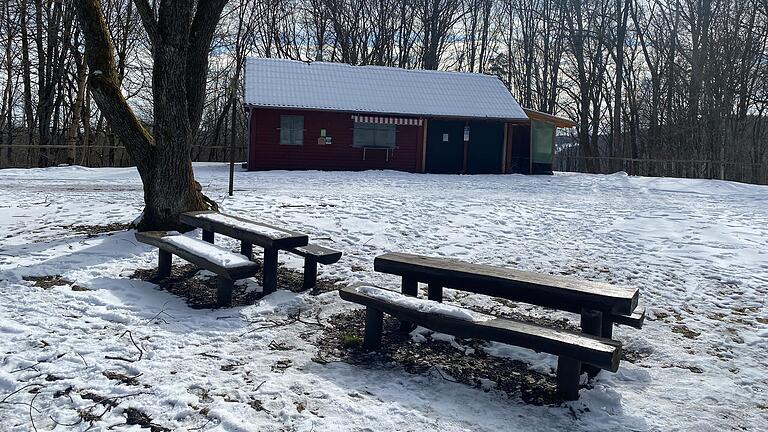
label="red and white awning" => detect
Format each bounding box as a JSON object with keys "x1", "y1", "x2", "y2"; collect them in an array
[{"x1": 352, "y1": 115, "x2": 423, "y2": 126}]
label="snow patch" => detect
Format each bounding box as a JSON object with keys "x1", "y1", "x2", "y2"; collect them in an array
[
  {"x1": 163, "y1": 234, "x2": 253, "y2": 268},
  {"x1": 356, "y1": 285, "x2": 494, "y2": 322},
  {"x1": 202, "y1": 212, "x2": 295, "y2": 239}
]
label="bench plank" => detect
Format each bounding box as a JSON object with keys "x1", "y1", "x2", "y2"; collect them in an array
[
  {"x1": 339, "y1": 285, "x2": 621, "y2": 372},
  {"x1": 611, "y1": 306, "x2": 645, "y2": 328},
  {"x1": 180, "y1": 211, "x2": 308, "y2": 250},
  {"x1": 374, "y1": 252, "x2": 639, "y2": 315},
  {"x1": 135, "y1": 231, "x2": 259, "y2": 280},
  {"x1": 289, "y1": 244, "x2": 343, "y2": 265}
]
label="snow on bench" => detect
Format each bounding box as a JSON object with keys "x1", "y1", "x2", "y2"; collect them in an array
[
  {"x1": 339, "y1": 284, "x2": 622, "y2": 401},
  {"x1": 164, "y1": 235, "x2": 254, "y2": 269},
  {"x1": 355, "y1": 285, "x2": 493, "y2": 322},
  {"x1": 135, "y1": 231, "x2": 260, "y2": 306},
  {"x1": 181, "y1": 211, "x2": 308, "y2": 247}
]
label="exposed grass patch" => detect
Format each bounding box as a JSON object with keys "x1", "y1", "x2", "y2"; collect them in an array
[
  {"x1": 130, "y1": 257, "x2": 341, "y2": 308},
  {"x1": 672, "y1": 325, "x2": 701, "y2": 339},
  {"x1": 65, "y1": 222, "x2": 132, "y2": 237},
  {"x1": 23, "y1": 274, "x2": 88, "y2": 291},
  {"x1": 103, "y1": 370, "x2": 141, "y2": 386},
  {"x1": 123, "y1": 407, "x2": 170, "y2": 432},
  {"x1": 314, "y1": 310, "x2": 564, "y2": 405},
  {"x1": 131, "y1": 264, "x2": 258, "y2": 308}
]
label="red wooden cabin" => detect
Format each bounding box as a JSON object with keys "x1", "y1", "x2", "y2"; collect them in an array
[{"x1": 243, "y1": 58, "x2": 573, "y2": 174}]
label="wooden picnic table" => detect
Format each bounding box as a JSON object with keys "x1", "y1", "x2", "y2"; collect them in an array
[
  {"x1": 180, "y1": 211, "x2": 308, "y2": 294},
  {"x1": 374, "y1": 252, "x2": 644, "y2": 378},
  {"x1": 374, "y1": 252, "x2": 642, "y2": 330}
]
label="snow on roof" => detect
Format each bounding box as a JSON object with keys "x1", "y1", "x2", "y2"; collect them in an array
[{"x1": 244, "y1": 58, "x2": 527, "y2": 121}]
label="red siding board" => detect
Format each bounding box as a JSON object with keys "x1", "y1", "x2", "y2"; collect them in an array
[{"x1": 248, "y1": 108, "x2": 421, "y2": 172}]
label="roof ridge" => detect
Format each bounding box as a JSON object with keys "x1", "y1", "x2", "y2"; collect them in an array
[{"x1": 246, "y1": 57, "x2": 496, "y2": 80}]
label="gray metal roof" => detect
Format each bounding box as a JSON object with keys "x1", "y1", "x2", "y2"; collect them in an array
[{"x1": 244, "y1": 58, "x2": 527, "y2": 121}]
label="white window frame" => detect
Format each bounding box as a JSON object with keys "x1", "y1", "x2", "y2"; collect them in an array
[
  {"x1": 279, "y1": 115, "x2": 304, "y2": 146},
  {"x1": 352, "y1": 122, "x2": 396, "y2": 148}
]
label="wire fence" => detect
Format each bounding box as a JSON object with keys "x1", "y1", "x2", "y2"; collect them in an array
[
  {"x1": 554, "y1": 155, "x2": 768, "y2": 185},
  {"x1": 3, "y1": 143, "x2": 766, "y2": 186},
  {"x1": 0, "y1": 144, "x2": 247, "y2": 169}
]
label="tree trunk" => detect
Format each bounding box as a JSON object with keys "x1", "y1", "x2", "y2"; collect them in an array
[{"x1": 75, "y1": 0, "x2": 222, "y2": 231}]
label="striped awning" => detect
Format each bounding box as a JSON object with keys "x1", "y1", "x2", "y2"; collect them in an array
[{"x1": 352, "y1": 115, "x2": 423, "y2": 126}]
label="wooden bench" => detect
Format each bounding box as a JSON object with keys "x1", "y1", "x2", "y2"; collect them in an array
[
  {"x1": 181, "y1": 211, "x2": 343, "y2": 293},
  {"x1": 286, "y1": 244, "x2": 343, "y2": 290},
  {"x1": 374, "y1": 252, "x2": 644, "y2": 378},
  {"x1": 135, "y1": 231, "x2": 260, "y2": 306},
  {"x1": 374, "y1": 252, "x2": 645, "y2": 340},
  {"x1": 180, "y1": 211, "x2": 308, "y2": 294},
  {"x1": 339, "y1": 284, "x2": 621, "y2": 400}
]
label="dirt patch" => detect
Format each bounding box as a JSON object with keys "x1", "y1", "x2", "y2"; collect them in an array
[
  {"x1": 672, "y1": 325, "x2": 701, "y2": 339},
  {"x1": 622, "y1": 347, "x2": 652, "y2": 364},
  {"x1": 129, "y1": 260, "x2": 341, "y2": 308},
  {"x1": 66, "y1": 222, "x2": 132, "y2": 237},
  {"x1": 314, "y1": 310, "x2": 570, "y2": 405},
  {"x1": 79, "y1": 391, "x2": 120, "y2": 408},
  {"x1": 23, "y1": 275, "x2": 88, "y2": 291},
  {"x1": 124, "y1": 407, "x2": 170, "y2": 432},
  {"x1": 662, "y1": 364, "x2": 704, "y2": 374},
  {"x1": 103, "y1": 370, "x2": 141, "y2": 386},
  {"x1": 131, "y1": 264, "x2": 259, "y2": 308}
]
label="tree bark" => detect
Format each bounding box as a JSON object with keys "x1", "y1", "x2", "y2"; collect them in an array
[{"x1": 74, "y1": 0, "x2": 221, "y2": 231}]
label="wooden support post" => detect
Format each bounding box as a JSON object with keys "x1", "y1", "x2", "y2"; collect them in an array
[
  {"x1": 202, "y1": 230, "x2": 215, "y2": 244},
  {"x1": 580, "y1": 308, "x2": 603, "y2": 378},
  {"x1": 363, "y1": 307, "x2": 384, "y2": 350},
  {"x1": 262, "y1": 247, "x2": 278, "y2": 295},
  {"x1": 427, "y1": 283, "x2": 442, "y2": 302},
  {"x1": 303, "y1": 258, "x2": 318, "y2": 291},
  {"x1": 240, "y1": 241, "x2": 253, "y2": 260},
  {"x1": 556, "y1": 356, "x2": 581, "y2": 401},
  {"x1": 216, "y1": 276, "x2": 234, "y2": 307},
  {"x1": 157, "y1": 250, "x2": 172, "y2": 278},
  {"x1": 401, "y1": 277, "x2": 418, "y2": 297},
  {"x1": 400, "y1": 277, "x2": 418, "y2": 331},
  {"x1": 601, "y1": 317, "x2": 614, "y2": 340}
]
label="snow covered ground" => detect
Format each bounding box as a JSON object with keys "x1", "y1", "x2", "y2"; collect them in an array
[{"x1": 0, "y1": 163, "x2": 766, "y2": 431}]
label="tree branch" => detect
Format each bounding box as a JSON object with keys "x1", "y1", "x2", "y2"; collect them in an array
[
  {"x1": 186, "y1": 0, "x2": 228, "y2": 132},
  {"x1": 132, "y1": 0, "x2": 159, "y2": 51},
  {"x1": 73, "y1": 0, "x2": 154, "y2": 173}
]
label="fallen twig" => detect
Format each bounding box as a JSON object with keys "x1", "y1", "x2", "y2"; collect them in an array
[
  {"x1": 105, "y1": 330, "x2": 143, "y2": 363},
  {"x1": 0, "y1": 383, "x2": 42, "y2": 403},
  {"x1": 143, "y1": 302, "x2": 175, "y2": 325}
]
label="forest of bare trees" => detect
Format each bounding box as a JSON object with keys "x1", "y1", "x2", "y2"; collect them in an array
[{"x1": 1, "y1": 0, "x2": 767, "y2": 184}]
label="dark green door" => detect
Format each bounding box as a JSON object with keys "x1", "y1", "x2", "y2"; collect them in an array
[
  {"x1": 466, "y1": 122, "x2": 504, "y2": 174},
  {"x1": 425, "y1": 120, "x2": 465, "y2": 174}
]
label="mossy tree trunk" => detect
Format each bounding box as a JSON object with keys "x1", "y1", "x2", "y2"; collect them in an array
[{"x1": 74, "y1": 0, "x2": 226, "y2": 231}]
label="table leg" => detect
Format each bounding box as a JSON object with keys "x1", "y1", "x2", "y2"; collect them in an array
[
  {"x1": 262, "y1": 247, "x2": 278, "y2": 295},
  {"x1": 580, "y1": 308, "x2": 603, "y2": 378},
  {"x1": 240, "y1": 241, "x2": 253, "y2": 259}
]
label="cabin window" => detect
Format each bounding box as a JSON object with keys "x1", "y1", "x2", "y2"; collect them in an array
[
  {"x1": 353, "y1": 122, "x2": 396, "y2": 148},
  {"x1": 280, "y1": 115, "x2": 304, "y2": 145}
]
